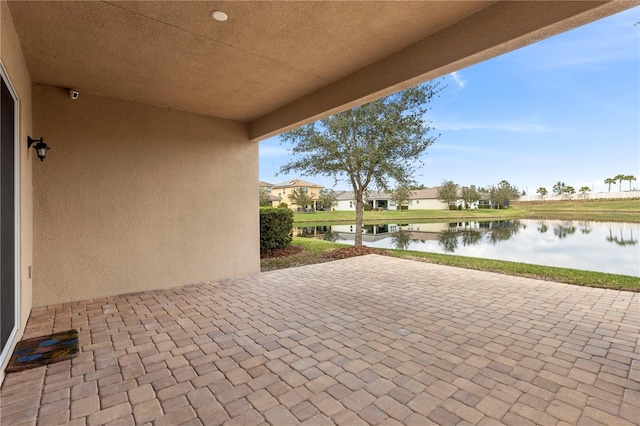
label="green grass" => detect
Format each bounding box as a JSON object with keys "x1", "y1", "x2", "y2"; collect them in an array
[
  {"x1": 260, "y1": 238, "x2": 344, "y2": 271},
  {"x1": 515, "y1": 199, "x2": 640, "y2": 222},
  {"x1": 388, "y1": 250, "x2": 639, "y2": 292},
  {"x1": 294, "y1": 207, "x2": 527, "y2": 224},
  {"x1": 260, "y1": 237, "x2": 640, "y2": 292},
  {"x1": 517, "y1": 199, "x2": 639, "y2": 211}
]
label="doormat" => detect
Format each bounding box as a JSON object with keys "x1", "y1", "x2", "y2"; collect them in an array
[{"x1": 6, "y1": 329, "x2": 79, "y2": 373}]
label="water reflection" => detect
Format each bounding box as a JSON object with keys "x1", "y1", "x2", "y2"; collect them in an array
[
  {"x1": 391, "y1": 230, "x2": 412, "y2": 251},
  {"x1": 294, "y1": 219, "x2": 639, "y2": 276},
  {"x1": 553, "y1": 222, "x2": 576, "y2": 239},
  {"x1": 606, "y1": 228, "x2": 637, "y2": 246}
]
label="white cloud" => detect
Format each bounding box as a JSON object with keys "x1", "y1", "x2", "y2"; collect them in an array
[{"x1": 449, "y1": 71, "x2": 467, "y2": 90}]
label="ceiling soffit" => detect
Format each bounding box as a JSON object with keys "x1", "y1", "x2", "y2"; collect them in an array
[
  {"x1": 6, "y1": 1, "x2": 493, "y2": 121},
  {"x1": 6, "y1": 1, "x2": 637, "y2": 141}
]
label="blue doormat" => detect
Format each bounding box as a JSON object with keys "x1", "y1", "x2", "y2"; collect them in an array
[{"x1": 6, "y1": 329, "x2": 78, "y2": 372}]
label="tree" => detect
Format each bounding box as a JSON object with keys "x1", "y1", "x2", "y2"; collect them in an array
[
  {"x1": 288, "y1": 188, "x2": 314, "y2": 211},
  {"x1": 536, "y1": 187, "x2": 548, "y2": 200},
  {"x1": 563, "y1": 186, "x2": 576, "y2": 196},
  {"x1": 579, "y1": 186, "x2": 591, "y2": 199},
  {"x1": 437, "y1": 180, "x2": 459, "y2": 209},
  {"x1": 614, "y1": 174, "x2": 625, "y2": 192},
  {"x1": 552, "y1": 181, "x2": 566, "y2": 195},
  {"x1": 460, "y1": 185, "x2": 480, "y2": 209},
  {"x1": 495, "y1": 180, "x2": 520, "y2": 205},
  {"x1": 407, "y1": 183, "x2": 426, "y2": 190},
  {"x1": 259, "y1": 187, "x2": 272, "y2": 207},
  {"x1": 279, "y1": 83, "x2": 443, "y2": 246},
  {"x1": 390, "y1": 186, "x2": 414, "y2": 211},
  {"x1": 625, "y1": 175, "x2": 637, "y2": 191},
  {"x1": 604, "y1": 177, "x2": 616, "y2": 192},
  {"x1": 317, "y1": 189, "x2": 338, "y2": 211}
]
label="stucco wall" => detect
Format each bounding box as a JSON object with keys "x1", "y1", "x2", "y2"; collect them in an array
[
  {"x1": 32, "y1": 86, "x2": 259, "y2": 306},
  {"x1": 0, "y1": 1, "x2": 34, "y2": 384},
  {"x1": 409, "y1": 199, "x2": 448, "y2": 210}
]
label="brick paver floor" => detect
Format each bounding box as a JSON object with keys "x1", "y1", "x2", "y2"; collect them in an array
[{"x1": 1, "y1": 255, "x2": 638, "y2": 425}]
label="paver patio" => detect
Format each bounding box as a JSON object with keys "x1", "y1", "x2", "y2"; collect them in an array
[{"x1": 1, "y1": 255, "x2": 638, "y2": 425}]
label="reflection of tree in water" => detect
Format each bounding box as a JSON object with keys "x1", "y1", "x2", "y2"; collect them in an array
[
  {"x1": 391, "y1": 230, "x2": 413, "y2": 250},
  {"x1": 438, "y1": 229, "x2": 459, "y2": 253},
  {"x1": 437, "y1": 220, "x2": 522, "y2": 252},
  {"x1": 461, "y1": 230, "x2": 483, "y2": 247},
  {"x1": 606, "y1": 228, "x2": 638, "y2": 246},
  {"x1": 553, "y1": 222, "x2": 576, "y2": 239},
  {"x1": 486, "y1": 220, "x2": 523, "y2": 245},
  {"x1": 537, "y1": 220, "x2": 548, "y2": 233},
  {"x1": 579, "y1": 221, "x2": 592, "y2": 235},
  {"x1": 322, "y1": 230, "x2": 339, "y2": 242}
]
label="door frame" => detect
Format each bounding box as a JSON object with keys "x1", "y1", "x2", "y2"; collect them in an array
[{"x1": 0, "y1": 61, "x2": 21, "y2": 369}]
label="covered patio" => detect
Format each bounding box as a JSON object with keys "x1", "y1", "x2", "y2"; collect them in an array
[{"x1": 1, "y1": 256, "x2": 638, "y2": 425}]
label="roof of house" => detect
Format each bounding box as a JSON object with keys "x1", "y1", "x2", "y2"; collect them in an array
[
  {"x1": 272, "y1": 179, "x2": 324, "y2": 189},
  {"x1": 410, "y1": 188, "x2": 441, "y2": 199},
  {"x1": 259, "y1": 180, "x2": 274, "y2": 187},
  {"x1": 335, "y1": 187, "x2": 442, "y2": 201}
]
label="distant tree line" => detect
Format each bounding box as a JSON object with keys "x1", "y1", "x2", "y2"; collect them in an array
[
  {"x1": 436, "y1": 179, "x2": 520, "y2": 209},
  {"x1": 536, "y1": 174, "x2": 637, "y2": 200},
  {"x1": 604, "y1": 174, "x2": 636, "y2": 192}
]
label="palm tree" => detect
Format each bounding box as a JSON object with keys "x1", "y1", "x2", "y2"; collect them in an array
[
  {"x1": 604, "y1": 177, "x2": 616, "y2": 192},
  {"x1": 614, "y1": 174, "x2": 625, "y2": 192},
  {"x1": 625, "y1": 175, "x2": 637, "y2": 191},
  {"x1": 579, "y1": 186, "x2": 591, "y2": 199},
  {"x1": 536, "y1": 187, "x2": 547, "y2": 200}
]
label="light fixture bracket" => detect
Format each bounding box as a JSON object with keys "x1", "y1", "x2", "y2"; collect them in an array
[{"x1": 27, "y1": 136, "x2": 51, "y2": 162}]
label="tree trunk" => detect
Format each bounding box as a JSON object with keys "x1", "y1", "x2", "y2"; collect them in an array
[{"x1": 355, "y1": 192, "x2": 364, "y2": 246}]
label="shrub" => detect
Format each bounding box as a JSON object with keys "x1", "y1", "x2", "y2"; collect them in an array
[
  {"x1": 278, "y1": 202, "x2": 288, "y2": 209},
  {"x1": 364, "y1": 204, "x2": 373, "y2": 211},
  {"x1": 260, "y1": 207, "x2": 294, "y2": 252}
]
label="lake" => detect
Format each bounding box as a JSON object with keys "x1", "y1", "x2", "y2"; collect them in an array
[{"x1": 295, "y1": 219, "x2": 640, "y2": 277}]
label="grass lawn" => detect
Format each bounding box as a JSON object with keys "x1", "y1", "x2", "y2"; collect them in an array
[
  {"x1": 515, "y1": 199, "x2": 640, "y2": 222},
  {"x1": 260, "y1": 237, "x2": 639, "y2": 292},
  {"x1": 294, "y1": 207, "x2": 527, "y2": 224},
  {"x1": 388, "y1": 250, "x2": 639, "y2": 292},
  {"x1": 261, "y1": 238, "x2": 343, "y2": 271}
]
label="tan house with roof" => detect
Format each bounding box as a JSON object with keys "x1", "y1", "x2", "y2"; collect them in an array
[
  {"x1": 259, "y1": 180, "x2": 281, "y2": 206},
  {"x1": 0, "y1": 0, "x2": 632, "y2": 382},
  {"x1": 335, "y1": 187, "x2": 480, "y2": 210},
  {"x1": 272, "y1": 179, "x2": 324, "y2": 210}
]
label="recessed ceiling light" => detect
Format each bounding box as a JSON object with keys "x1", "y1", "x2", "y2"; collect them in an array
[{"x1": 211, "y1": 10, "x2": 228, "y2": 22}]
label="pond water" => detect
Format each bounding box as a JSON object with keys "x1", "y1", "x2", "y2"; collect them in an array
[{"x1": 295, "y1": 219, "x2": 640, "y2": 277}]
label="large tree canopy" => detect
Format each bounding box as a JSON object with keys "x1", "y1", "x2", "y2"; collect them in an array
[
  {"x1": 279, "y1": 83, "x2": 443, "y2": 245},
  {"x1": 437, "y1": 180, "x2": 459, "y2": 208}
]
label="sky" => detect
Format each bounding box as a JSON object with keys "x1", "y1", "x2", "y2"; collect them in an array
[{"x1": 259, "y1": 7, "x2": 640, "y2": 195}]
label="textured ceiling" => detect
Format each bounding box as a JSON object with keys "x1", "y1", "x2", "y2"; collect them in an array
[{"x1": 7, "y1": 1, "x2": 636, "y2": 141}]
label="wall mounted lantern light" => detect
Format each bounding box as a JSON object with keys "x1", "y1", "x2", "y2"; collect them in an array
[{"x1": 27, "y1": 136, "x2": 50, "y2": 162}]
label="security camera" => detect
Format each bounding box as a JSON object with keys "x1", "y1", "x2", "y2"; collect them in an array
[{"x1": 69, "y1": 90, "x2": 79, "y2": 100}]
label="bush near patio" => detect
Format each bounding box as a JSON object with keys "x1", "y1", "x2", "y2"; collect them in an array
[{"x1": 259, "y1": 207, "x2": 294, "y2": 252}]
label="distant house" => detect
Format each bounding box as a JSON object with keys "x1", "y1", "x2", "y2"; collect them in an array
[
  {"x1": 334, "y1": 187, "x2": 465, "y2": 211},
  {"x1": 272, "y1": 179, "x2": 324, "y2": 210},
  {"x1": 259, "y1": 180, "x2": 281, "y2": 206},
  {"x1": 335, "y1": 190, "x2": 391, "y2": 211}
]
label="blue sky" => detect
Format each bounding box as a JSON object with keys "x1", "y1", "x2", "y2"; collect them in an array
[{"x1": 259, "y1": 8, "x2": 639, "y2": 194}]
